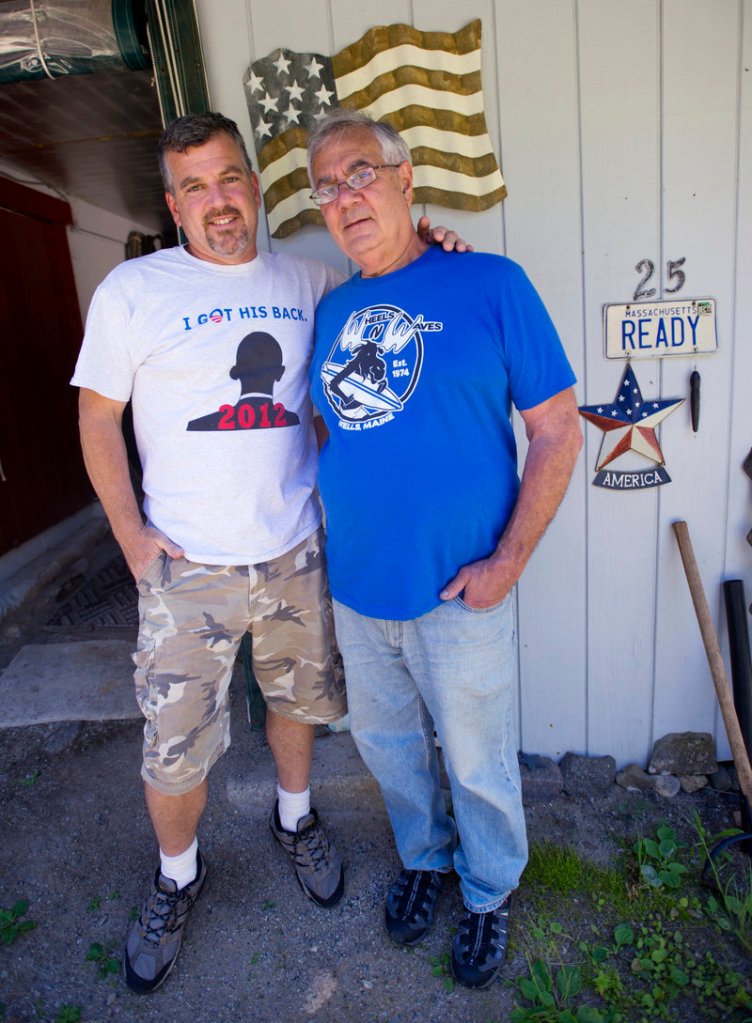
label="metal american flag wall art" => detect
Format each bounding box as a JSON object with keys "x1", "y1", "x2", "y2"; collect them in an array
[{"x1": 243, "y1": 19, "x2": 506, "y2": 239}]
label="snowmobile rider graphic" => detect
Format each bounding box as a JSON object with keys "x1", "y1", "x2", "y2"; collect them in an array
[{"x1": 326, "y1": 332, "x2": 388, "y2": 412}]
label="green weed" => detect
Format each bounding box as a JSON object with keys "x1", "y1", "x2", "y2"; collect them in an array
[
  {"x1": 55, "y1": 1007, "x2": 81, "y2": 1023},
  {"x1": 87, "y1": 890, "x2": 120, "y2": 913},
  {"x1": 85, "y1": 942, "x2": 120, "y2": 978},
  {"x1": 705, "y1": 886, "x2": 752, "y2": 954},
  {"x1": 511, "y1": 959, "x2": 622, "y2": 1022},
  {"x1": 530, "y1": 913, "x2": 567, "y2": 944},
  {"x1": 429, "y1": 952, "x2": 454, "y2": 993},
  {"x1": 0, "y1": 899, "x2": 36, "y2": 945},
  {"x1": 694, "y1": 817, "x2": 752, "y2": 955},
  {"x1": 621, "y1": 919, "x2": 751, "y2": 1021},
  {"x1": 634, "y1": 824, "x2": 688, "y2": 889}
]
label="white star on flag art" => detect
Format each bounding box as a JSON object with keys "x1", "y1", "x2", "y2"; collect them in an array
[
  {"x1": 578, "y1": 364, "x2": 684, "y2": 478},
  {"x1": 243, "y1": 19, "x2": 506, "y2": 238}
]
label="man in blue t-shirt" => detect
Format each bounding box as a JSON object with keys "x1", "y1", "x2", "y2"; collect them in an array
[{"x1": 307, "y1": 110, "x2": 583, "y2": 990}]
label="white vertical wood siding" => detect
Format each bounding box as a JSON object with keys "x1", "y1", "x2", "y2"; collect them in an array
[{"x1": 195, "y1": 0, "x2": 752, "y2": 766}]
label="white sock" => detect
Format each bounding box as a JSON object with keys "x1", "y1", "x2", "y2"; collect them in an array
[
  {"x1": 160, "y1": 837, "x2": 198, "y2": 890},
  {"x1": 277, "y1": 784, "x2": 311, "y2": 832}
]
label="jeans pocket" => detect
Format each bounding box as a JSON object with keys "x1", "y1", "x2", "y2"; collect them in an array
[{"x1": 454, "y1": 593, "x2": 508, "y2": 615}]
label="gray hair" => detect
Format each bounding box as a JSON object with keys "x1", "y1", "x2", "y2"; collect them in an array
[
  {"x1": 157, "y1": 112, "x2": 254, "y2": 193},
  {"x1": 306, "y1": 109, "x2": 412, "y2": 185}
]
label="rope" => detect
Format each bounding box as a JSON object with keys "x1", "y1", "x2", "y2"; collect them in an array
[{"x1": 29, "y1": 0, "x2": 55, "y2": 80}]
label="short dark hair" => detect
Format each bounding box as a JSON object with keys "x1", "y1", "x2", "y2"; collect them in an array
[
  {"x1": 157, "y1": 112, "x2": 254, "y2": 192},
  {"x1": 306, "y1": 109, "x2": 411, "y2": 185}
]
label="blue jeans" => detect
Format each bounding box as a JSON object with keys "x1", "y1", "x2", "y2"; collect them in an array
[{"x1": 333, "y1": 595, "x2": 528, "y2": 912}]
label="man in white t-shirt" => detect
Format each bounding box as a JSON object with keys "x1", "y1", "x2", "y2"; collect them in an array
[{"x1": 73, "y1": 111, "x2": 348, "y2": 994}]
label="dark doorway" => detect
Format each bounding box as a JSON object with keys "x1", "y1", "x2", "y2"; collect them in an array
[{"x1": 0, "y1": 177, "x2": 92, "y2": 556}]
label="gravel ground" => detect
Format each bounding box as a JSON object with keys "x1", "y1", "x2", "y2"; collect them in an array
[{"x1": 0, "y1": 701, "x2": 508, "y2": 1023}]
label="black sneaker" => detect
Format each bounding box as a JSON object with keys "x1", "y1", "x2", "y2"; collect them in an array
[
  {"x1": 450, "y1": 896, "x2": 510, "y2": 989},
  {"x1": 269, "y1": 801, "x2": 344, "y2": 908},
  {"x1": 124, "y1": 852, "x2": 207, "y2": 994},
  {"x1": 384, "y1": 868, "x2": 442, "y2": 946}
]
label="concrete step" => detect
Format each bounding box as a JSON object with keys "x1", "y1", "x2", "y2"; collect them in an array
[{"x1": 0, "y1": 639, "x2": 139, "y2": 726}]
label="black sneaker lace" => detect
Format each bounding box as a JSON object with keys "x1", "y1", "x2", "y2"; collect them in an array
[
  {"x1": 295, "y1": 821, "x2": 330, "y2": 870},
  {"x1": 141, "y1": 885, "x2": 184, "y2": 945}
]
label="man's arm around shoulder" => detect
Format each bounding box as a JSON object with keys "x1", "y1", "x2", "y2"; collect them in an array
[
  {"x1": 78, "y1": 388, "x2": 183, "y2": 581},
  {"x1": 440, "y1": 387, "x2": 582, "y2": 608}
]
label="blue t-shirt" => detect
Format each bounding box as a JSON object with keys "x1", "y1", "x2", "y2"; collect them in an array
[{"x1": 310, "y1": 246, "x2": 576, "y2": 620}]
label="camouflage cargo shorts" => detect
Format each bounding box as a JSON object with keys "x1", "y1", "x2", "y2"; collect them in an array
[{"x1": 133, "y1": 526, "x2": 346, "y2": 795}]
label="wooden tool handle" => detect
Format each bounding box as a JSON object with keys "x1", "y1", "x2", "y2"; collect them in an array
[{"x1": 672, "y1": 520, "x2": 752, "y2": 803}]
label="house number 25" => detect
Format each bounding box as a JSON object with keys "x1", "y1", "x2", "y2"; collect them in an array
[{"x1": 633, "y1": 258, "x2": 686, "y2": 301}]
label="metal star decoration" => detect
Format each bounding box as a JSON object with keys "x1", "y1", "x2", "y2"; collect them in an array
[{"x1": 578, "y1": 364, "x2": 684, "y2": 471}]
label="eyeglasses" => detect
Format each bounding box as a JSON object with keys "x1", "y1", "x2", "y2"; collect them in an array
[{"x1": 310, "y1": 164, "x2": 401, "y2": 207}]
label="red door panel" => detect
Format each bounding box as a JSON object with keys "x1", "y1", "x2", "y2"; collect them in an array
[{"x1": 0, "y1": 183, "x2": 93, "y2": 555}]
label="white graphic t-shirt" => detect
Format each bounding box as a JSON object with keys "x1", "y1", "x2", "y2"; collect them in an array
[{"x1": 72, "y1": 245, "x2": 342, "y2": 564}]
